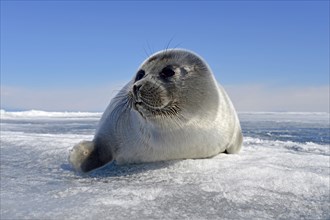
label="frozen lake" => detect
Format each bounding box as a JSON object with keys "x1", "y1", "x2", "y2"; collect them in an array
[{"x1": 1, "y1": 110, "x2": 329, "y2": 219}]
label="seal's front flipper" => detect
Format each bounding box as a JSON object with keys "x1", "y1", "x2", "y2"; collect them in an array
[{"x1": 69, "y1": 140, "x2": 113, "y2": 173}]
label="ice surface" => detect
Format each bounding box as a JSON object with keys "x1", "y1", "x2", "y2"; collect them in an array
[
  {"x1": 1, "y1": 110, "x2": 329, "y2": 219},
  {"x1": 0, "y1": 109, "x2": 102, "y2": 120}
]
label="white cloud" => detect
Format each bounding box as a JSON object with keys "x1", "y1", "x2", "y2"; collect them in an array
[
  {"x1": 1, "y1": 82, "x2": 126, "y2": 112},
  {"x1": 1, "y1": 83, "x2": 329, "y2": 112},
  {"x1": 225, "y1": 84, "x2": 329, "y2": 112}
]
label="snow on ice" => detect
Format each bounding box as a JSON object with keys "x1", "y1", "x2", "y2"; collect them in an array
[{"x1": 1, "y1": 110, "x2": 329, "y2": 219}]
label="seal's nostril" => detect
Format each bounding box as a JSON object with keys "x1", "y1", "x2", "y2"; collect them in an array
[{"x1": 133, "y1": 85, "x2": 141, "y2": 97}]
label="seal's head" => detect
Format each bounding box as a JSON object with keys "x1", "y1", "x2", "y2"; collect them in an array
[{"x1": 131, "y1": 49, "x2": 220, "y2": 122}]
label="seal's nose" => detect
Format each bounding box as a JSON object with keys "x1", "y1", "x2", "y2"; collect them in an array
[{"x1": 133, "y1": 84, "x2": 141, "y2": 97}]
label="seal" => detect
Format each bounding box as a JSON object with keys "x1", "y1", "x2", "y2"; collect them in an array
[{"x1": 69, "y1": 49, "x2": 243, "y2": 173}]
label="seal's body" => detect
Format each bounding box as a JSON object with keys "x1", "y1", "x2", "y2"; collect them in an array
[{"x1": 69, "y1": 49, "x2": 242, "y2": 173}]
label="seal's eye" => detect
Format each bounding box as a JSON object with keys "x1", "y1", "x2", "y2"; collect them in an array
[
  {"x1": 135, "y1": 70, "x2": 145, "y2": 82},
  {"x1": 160, "y1": 66, "x2": 175, "y2": 78}
]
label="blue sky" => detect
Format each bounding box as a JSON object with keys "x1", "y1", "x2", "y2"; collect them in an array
[{"x1": 1, "y1": 1, "x2": 329, "y2": 112}]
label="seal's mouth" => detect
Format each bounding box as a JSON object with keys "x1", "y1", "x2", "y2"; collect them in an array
[
  {"x1": 135, "y1": 98, "x2": 167, "y2": 110},
  {"x1": 130, "y1": 81, "x2": 181, "y2": 118},
  {"x1": 132, "y1": 82, "x2": 169, "y2": 109},
  {"x1": 132, "y1": 98, "x2": 181, "y2": 118},
  {"x1": 133, "y1": 100, "x2": 143, "y2": 111},
  {"x1": 131, "y1": 92, "x2": 145, "y2": 111},
  {"x1": 133, "y1": 99, "x2": 162, "y2": 112}
]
